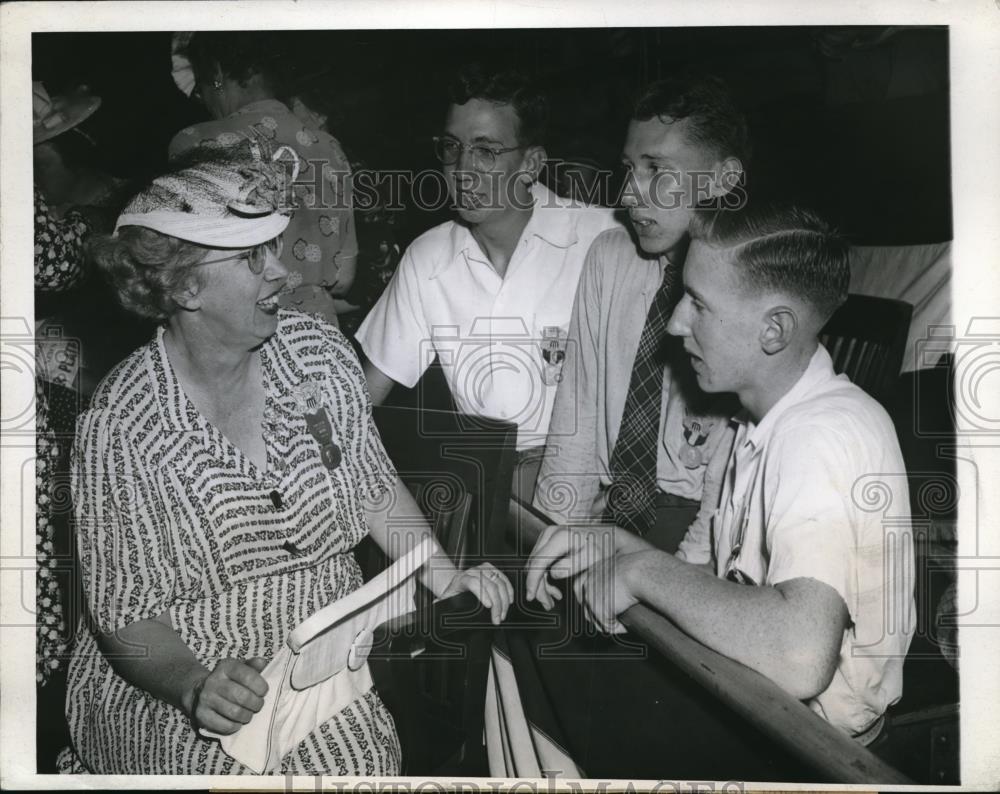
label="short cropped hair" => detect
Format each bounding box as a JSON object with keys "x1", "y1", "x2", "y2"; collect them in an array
[
  {"x1": 90, "y1": 228, "x2": 208, "y2": 321},
  {"x1": 689, "y1": 203, "x2": 850, "y2": 321},
  {"x1": 633, "y1": 74, "x2": 752, "y2": 165},
  {"x1": 449, "y1": 63, "x2": 549, "y2": 147}
]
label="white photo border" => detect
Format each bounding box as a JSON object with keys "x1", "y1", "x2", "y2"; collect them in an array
[{"x1": 2, "y1": 0, "x2": 998, "y2": 790}]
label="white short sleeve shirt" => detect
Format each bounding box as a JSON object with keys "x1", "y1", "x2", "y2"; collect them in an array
[
  {"x1": 356, "y1": 183, "x2": 620, "y2": 450},
  {"x1": 677, "y1": 345, "x2": 916, "y2": 739}
]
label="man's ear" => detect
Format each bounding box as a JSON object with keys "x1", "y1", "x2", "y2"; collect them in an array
[
  {"x1": 520, "y1": 145, "x2": 547, "y2": 184},
  {"x1": 760, "y1": 304, "x2": 797, "y2": 355},
  {"x1": 709, "y1": 156, "x2": 744, "y2": 197}
]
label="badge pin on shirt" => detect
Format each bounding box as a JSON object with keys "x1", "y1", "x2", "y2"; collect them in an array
[
  {"x1": 540, "y1": 325, "x2": 567, "y2": 386},
  {"x1": 680, "y1": 415, "x2": 713, "y2": 469},
  {"x1": 290, "y1": 380, "x2": 342, "y2": 470}
]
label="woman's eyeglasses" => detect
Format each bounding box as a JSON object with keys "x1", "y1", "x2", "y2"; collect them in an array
[
  {"x1": 194, "y1": 237, "x2": 283, "y2": 274},
  {"x1": 432, "y1": 136, "x2": 521, "y2": 172}
]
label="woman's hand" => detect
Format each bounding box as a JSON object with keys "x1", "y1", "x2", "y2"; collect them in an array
[
  {"x1": 184, "y1": 657, "x2": 270, "y2": 736},
  {"x1": 440, "y1": 563, "x2": 514, "y2": 625}
]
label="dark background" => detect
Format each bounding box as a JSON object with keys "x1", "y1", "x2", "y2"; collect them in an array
[
  {"x1": 31, "y1": 26, "x2": 960, "y2": 781},
  {"x1": 33, "y1": 25, "x2": 951, "y2": 247}
]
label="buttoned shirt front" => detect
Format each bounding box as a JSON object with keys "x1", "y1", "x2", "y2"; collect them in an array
[
  {"x1": 67, "y1": 310, "x2": 398, "y2": 773},
  {"x1": 356, "y1": 183, "x2": 619, "y2": 450},
  {"x1": 677, "y1": 345, "x2": 915, "y2": 739}
]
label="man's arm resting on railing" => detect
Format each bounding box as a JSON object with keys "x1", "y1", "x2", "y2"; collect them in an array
[
  {"x1": 619, "y1": 603, "x2": 913, "y2": 785},
  {"x1": 583, "y1": 548, "x2": 849, "y2": 701}
]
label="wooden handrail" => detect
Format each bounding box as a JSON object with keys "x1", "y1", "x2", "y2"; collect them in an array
[
  {"x1": 508, "y1": 498, "x2": 914, "y2": 785},
  {"x1": 622, "y1": 606, "x2": 912, "y2": 784}
]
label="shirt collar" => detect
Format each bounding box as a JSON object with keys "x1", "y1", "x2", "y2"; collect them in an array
[
  {"x1": 739, "y1": 344, "x2": 839, "y2": 450},
  {"x1": 522, "y1": 182, "x2": 581, "y2": 248},
  {"x1": 429, "y1": 182, "x2": 581, "y2": 279}
]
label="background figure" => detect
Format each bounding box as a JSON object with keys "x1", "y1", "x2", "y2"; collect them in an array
[
  {"x1": 33, "y1": 187, "x2": 88, "y2": 687},
  {"x1": 32, "y1": 81, "x2": 125, "y2": 216},
  {"x1": 168, "y1": 31, "x2": 358, "y2": 328},
  {"x1": 269, "y1": 40, "x2": 406, "y2": 336},
  {"x1": 33, "y1": 80, "x2": 150, "y2": 399},
  {"x1": 32, "y1": 82, "x2": 108, "y2": 702},
  {"x1": 33, "y1": 185, "x2": 93, "y2": 771}
]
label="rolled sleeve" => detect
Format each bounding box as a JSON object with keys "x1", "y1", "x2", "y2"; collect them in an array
[
  {"x1": 72, "y1": 408, "x2": 176, "y2": 634},
  {"x1": 355, "y1": 247, "x2": 432, "y2": 388},
  {"x1": 761, "y1": 426, "x2": 856, "y2": 620}
]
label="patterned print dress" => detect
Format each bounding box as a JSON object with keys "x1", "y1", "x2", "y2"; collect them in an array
[
  {"x1": 64, "y1": 311, "x2": 401, "y2": 774},
  {"x1": 34, "y1": 186, "x2": 88, "y2": 685}
]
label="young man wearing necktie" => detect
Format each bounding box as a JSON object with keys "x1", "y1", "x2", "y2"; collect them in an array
[
  {"x1": 488, "y1": 76, "x2": 790, "y2": 781},
  {"x1": 531, "y1": 74, "x2": 749, "y2": 552}
]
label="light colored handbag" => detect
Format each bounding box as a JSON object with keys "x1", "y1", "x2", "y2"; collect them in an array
[{"x1": 203, "y1": 538, "x2": 433, "y2": 773}]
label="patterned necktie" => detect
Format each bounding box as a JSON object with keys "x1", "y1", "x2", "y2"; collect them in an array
[{"x1": 605, "y1": 259, "x2": 682, "y2": 534}]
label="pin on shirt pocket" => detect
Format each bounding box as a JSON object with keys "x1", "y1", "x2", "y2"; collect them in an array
[{"x1": 539, "y1": 324, "x2": 568, "y2": 386}]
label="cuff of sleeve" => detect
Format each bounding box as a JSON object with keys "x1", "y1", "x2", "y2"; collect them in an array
[
  {"x1": 362, "y1": 464, "x2": 398, "y2": 503},
  {"x1": 97, "y1": 598, "x2": 170, "y2": 636},
  {"x1": 356, "y1": 339, "x2": 423, "y2": 390},
  {"x1": 768, "y1": 563, "x2": 855, "y2": 624}
]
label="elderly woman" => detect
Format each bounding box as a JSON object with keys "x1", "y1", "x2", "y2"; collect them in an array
[{"x1": 63, "y1": 144, "x2": 513, "y2": 775}]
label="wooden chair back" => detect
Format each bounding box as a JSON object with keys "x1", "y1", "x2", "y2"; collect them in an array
[{"x1": 819, "y1": 294, "x2": 913, "y2": 406}]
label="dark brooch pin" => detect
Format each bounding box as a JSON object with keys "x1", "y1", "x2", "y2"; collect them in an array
[{"x1": 291, "y1": 381, "x2": 341, "y2": 471}]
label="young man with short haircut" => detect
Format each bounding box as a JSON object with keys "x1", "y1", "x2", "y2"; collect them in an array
[
  {"x1": 356, "y1": 64, "x2": 620, "y2": 498},
  {"x1": 532, "y1": 74, "x2": 750, "y2": 550},
  {"x1": 524, "y1": 204, "x2": 915, "y2": 778}
]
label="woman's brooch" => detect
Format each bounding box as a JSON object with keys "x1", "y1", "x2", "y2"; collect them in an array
[{"x1": 290, "y1": 380, "x2": 341, "y2": 471}]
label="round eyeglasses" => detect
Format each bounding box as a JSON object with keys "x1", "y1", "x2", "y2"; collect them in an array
[
  {"x1": 432, "y1": 136, "x2": 522, "y2": 172},
  {"x1": 194, "y1": 237, "x2": 283, "y2": 275}
]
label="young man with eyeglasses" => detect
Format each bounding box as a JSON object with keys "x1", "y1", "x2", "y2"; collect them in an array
[{"x1": 355, "y1": 63, "x2": 620, "y2": 500}]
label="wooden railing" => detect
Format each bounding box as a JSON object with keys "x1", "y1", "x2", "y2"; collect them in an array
[{"x1": 508, "y1": 499, "x2": 914, "y2": 785}]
